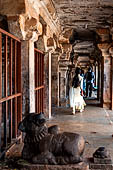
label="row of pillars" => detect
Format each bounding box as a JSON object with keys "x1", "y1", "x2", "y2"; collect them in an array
[
  {"x1": 20, "y1": 37, "x2": 113, "y2": 118},
  {"x1": 57, "y1": 52, "x2": 113, "y2": 110}
]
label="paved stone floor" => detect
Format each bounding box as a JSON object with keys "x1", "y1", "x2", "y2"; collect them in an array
[
  {"x1": 47, "y1": 99, "x2": 113, "y2": 160},
  {"x1": 5, "y1": 98, "x2": 113, "y2": 163}
]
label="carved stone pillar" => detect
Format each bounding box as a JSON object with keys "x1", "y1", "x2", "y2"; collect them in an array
[
  {"x1": 58, "y1": 59, "x2": 72, "y2": 106},
  {"x1": 109, "y1": 47, "x2": 113, "y2": 110},
  {"x1": 51, "y1": 52, "x2": 59, "y2": 106},
  {"x1": 20, "y1": 40, "x2": 35, "y2": 114},
  {"x1": 17, "y1": 40, "x2": 36, "y2": 115},
  {"x1": 96, "y1": 60, "x2": 101, "y2": 101},
  {"x1": 98, "y1": 43, "x2": 111, "y2": 108},
  {"x1": 49, "y1": 51, "x2": 52, "y2": 118},
  {"x1": 7, "y1": 16, "x2": 42, "y2": 115},
  {"x1": 43, "y1": 49, "x2": 54, "y2": 119},
  {"x1": 45, "y1": 36, "x2": 56, "y2": 118},
  {"x1": 43, "y1": 52, "x2": 49, "y2": 117},
  {"x1": 21, "y1": 41, "x2": 30, "y2": 114},
  {"x1": 59, "y1": 66, "x2": 68, "y2": 106}
]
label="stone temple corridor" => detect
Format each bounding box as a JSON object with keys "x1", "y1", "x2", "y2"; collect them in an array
[{"x1": 1, "y1": 0, "x2": 113, "y2": 169}]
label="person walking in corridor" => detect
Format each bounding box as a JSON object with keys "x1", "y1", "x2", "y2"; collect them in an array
[
  {"x1": 71, "y1": 67, "x2": 86, "y2": 115},
  {"x1": 86, "y1": 67, "x2": 95, "y2": 97}
]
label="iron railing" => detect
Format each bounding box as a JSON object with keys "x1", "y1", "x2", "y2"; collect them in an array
[
  {"x1": 0, "y1": 28, "x2": 22, "y2": 155},
  {"x1": 34, "y1": 48, "x2": 44, "y2": 113}
]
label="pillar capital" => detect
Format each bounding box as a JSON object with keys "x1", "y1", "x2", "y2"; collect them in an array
[
  {"x1": 110, "y1": 27, "x2": 113, "y2": 41},
  {"x1": 109, "y1": 47, "x2": 113, "y2": 56},
  {"x1": 7, "y1": 14, "x2": 43, "y2": 42},
  {"x1": 59, "y1": 66, "x2": 69, "y2": 73},
  {"x1": 98, "y1": 43, "x2": 111, "y2": 57},
  {"x1": 90, "y1": 59, "x2": 95, "y2": 64},
  {"x1": 96, "y1": 28, "x2": 110, "y2": 42},
  {"x1": 59, "y1": 59, "x2": 72, "y2": 67},
  {"x1": 98, "y1": 43, "x2": 111, "y2": 51}
]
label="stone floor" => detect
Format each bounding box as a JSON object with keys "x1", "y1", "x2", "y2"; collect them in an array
[
  {"x1": 47, "y1": 98, "x2": 113, "y2": 160},
  {"x1": 3, "y1": 98, "x2": 113, "y2": 165}
]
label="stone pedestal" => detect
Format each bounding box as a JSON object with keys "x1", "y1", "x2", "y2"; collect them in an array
[
  {"x1": 89, "y1": 163, "x2": 112, "y2": 170},
  {"x1": 90, "y1": 147, "x2": 113, "y2": 170},
  {"x1": 93, "y1": 157, "x2": 112, "y2": 164},
  {"x1": 16, "y1": 162, "x2": 89, "y2": 170},
  {"x1": 90, "y1": 157, "x2": 112, "y2": 170}
]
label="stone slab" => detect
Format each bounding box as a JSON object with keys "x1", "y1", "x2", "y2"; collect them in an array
[
  {"x1": 89, "y1": 163, "x2": 113, "y2": 170},
  {"x1": 93, "y1": 157, "x2": 112, "y2": 164},
  {"x1": 17, "y1": 162, "x2": 89, "y2": 170}
]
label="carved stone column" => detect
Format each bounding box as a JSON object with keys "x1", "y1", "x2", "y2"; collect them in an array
[
  {"x1": 7, "y1": 15, "x2": 42, "y2": 115},
  {"x1": 51, "y1": 52, "x2": 59, "y2": 106},
  {"x1": 43, "y1": 49, "x2": 53, "y2": 119},
  {"x1": 21, "y1": 41, "x2": 30, "y2": 114},
  {"x1": 43, "y1": 52, "x2": 49, "y2": 117},
  {"x1": 59, "y1": 59, "x2": 72, "y2": 106},
  {"x1": 98, "y1": 43, "x2": 111, "y2": 108},
  {"x1": 109, "y1": 47, "x2": 113, "y2": 110},
  {"x1": 59, "y1": 66, "x2": 68, "y2": 106},
  {"x1": 97, "y1": 61, "x2": 101, "y2": 101},
  {"x1": 45, "y1": 36, "x2": 56, "y2": 118}
]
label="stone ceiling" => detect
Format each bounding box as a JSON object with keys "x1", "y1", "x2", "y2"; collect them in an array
[
  {"x1": 52, "y1": 0, "x2": 113, "y2": 31},
  {"x1": 52, "y1": 0, "x2": 113, "y2": 67}
]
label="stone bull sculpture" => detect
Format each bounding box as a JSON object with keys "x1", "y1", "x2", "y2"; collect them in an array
[{"x1": 18, "y1": 113, "x2": 85, "y2": 165}]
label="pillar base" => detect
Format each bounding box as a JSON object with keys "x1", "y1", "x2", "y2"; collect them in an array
[{"x1": 102, "y1": 100, "x2": 111, "y2": 109}]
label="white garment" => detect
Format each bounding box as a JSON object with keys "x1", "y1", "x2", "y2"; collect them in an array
[
  {"x1": 72, "y1": 87, "x2": 86, "y2": 111},
  {"x1": 69, "y1": 86, "x2": 86, "y2": 109},
  {"x1": 69, "y1": 86, "x2": 74, "y2": 108},
  {"x1": 69, "y1": 74, "x2": 86, "y2": 113}
]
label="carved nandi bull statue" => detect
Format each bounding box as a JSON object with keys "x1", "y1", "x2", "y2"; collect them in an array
[{"x1": 18, "y1": 113, "x2": 85, "y2": 165}]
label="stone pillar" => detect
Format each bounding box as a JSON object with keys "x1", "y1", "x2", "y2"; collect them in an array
[
  {"x1": 21, "y1": 41, "x2": 29, "y2": 115},
  {"x1": 58, "y1": 64, "x2": 60, "y2": 107},
  {"x1": 49, "y1": 51, "x2": 52, "y2": 119},
  {"x1": 7, "y1": 16, "x2": 43, "y2": 116},
  {"x1": 51, "y1": 53, "x2": 59, "y2": 106},
  {"x1": 59, "y1": 66, "x2": 68, "y2": 106},
  {"x1": 98, "y1": 44, "x2": 111, "y2": 108},
  {"x1": 21, "y1": 40, "x2": 35, "y2": 115},
  {"x1": 97, "y1": 61, "x2": 101, "y2": 101},
  {"x1": 43, "y1": 52, "x2": 49, "y2": 117},
  {"x1": 109, "y1": 47, "x2": 113, "y2": 110},
  {"x1": 29, "y1": 40, "x2": 35, "y2": 113},
  {"x1": 44, "y1": 49, "x2": 58, "y2": 118}
]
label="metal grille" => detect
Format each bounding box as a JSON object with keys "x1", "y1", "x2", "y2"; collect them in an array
[
  {"x1": 34, "y1": 48, "x2": 44, "y2": 113},
  {"x1": 0, "y1": 28, "x2": 22, "y2": 154}
]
